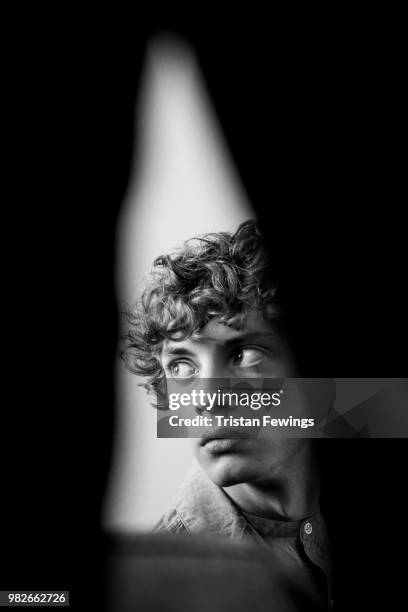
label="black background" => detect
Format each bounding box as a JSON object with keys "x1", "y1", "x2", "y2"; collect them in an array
[{"x1": 2, "y1": 13, "x2": 406, "y2": 610}]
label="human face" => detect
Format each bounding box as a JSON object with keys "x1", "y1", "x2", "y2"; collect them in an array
[{"x1": 161, "y1": 311, "x2": 305, "y2": 487}]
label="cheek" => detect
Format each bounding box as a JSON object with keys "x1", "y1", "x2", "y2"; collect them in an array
[{"x1": 259, "y1": 362, "x2": 296, "y2": 378}]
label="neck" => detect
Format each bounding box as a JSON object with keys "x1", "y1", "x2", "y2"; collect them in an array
[{"x1": 223, "y1": 441, "x2": 320, "y2": 521}]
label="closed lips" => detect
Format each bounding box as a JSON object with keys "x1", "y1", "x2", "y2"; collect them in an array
[{"x1": 200, "y1": 427, "x2": 248, "y2": 446}]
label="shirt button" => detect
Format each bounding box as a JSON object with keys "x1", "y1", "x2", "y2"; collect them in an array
[{"x1": 304, "y1": 522, "x2": 313, "y2": 535}]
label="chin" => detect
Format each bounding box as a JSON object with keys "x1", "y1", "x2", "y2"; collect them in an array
[{"x1": 197, "y1": 453, "x2": 259, "y2": 487}]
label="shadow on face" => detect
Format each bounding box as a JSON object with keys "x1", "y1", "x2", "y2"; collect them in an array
[{"x1": 161, "y1": 312, "x2": 306, "y2": 487}]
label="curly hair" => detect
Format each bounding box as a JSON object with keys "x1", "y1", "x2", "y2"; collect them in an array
[{"x1": 121, "y1": 220, "x2": 280, "y2": 402}]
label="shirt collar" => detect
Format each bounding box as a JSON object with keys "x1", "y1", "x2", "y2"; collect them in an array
[
  {"x1": 174, "y1": 462, "x2": 249, "y2": 541},
  {"x1": 174, "y1": 461, "x2": 332, "y2": 601}
]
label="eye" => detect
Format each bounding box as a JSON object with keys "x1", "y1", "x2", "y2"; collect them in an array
[
  {"x1": 169, "y1": 361, "x2": 199, "y2": 378},
  {"x1": 232, "y1": 347, "x2": 265, "y2": 368}
]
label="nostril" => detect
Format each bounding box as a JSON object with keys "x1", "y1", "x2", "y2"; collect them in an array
[{"x1": 194, "y1": 403, "x2": 206, "y2": 416}]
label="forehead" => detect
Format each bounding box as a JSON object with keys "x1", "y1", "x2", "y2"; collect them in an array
[
  {"x1": 199, "y1": 312, "x2": 273, "y2": 340},
  {"x1": 162, "y1": 312, "x2": 277, "y2": 355}
]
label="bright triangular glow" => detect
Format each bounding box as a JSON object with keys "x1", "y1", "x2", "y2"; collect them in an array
[
  {"x1": 117, "y1": 34, "x2": 254, "y2": 302},
  {"x1": 107, "y1": 35, "x2": 254, "y2": 531}
]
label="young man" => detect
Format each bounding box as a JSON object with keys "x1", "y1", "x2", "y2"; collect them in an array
[{"x1": 122, "y1": 220, "x2": 332, "y2": 609}]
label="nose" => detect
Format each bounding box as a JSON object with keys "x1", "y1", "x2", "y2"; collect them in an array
[
  {"x1": 197, "y1": 360, "x2": 229, "y2": 380},
  {"x1": 192, "y1": 353, "x2": 257, "y2": 415},
  {"x1": 191, "y1": 378, "x2": 235, "y2": 417}
]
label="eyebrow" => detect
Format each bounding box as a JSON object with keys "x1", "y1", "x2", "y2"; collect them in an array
[
  {"x1": 162, "y1": 347, "x2": 197, "y2": 358},
  {"x1": 162, "y1": 332, "x2": 279, "y2": 357},
  {"x1": 221, "y1": 332, "x2": 278, "y2": 347}
]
